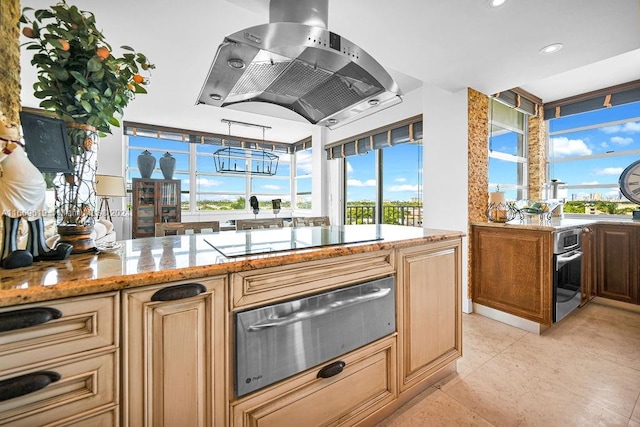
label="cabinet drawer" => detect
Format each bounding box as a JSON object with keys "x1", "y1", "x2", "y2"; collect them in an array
[
  {"x1": 232, "y1": 336, "x2": 396, "y2": 427},
  {"x1": 0, "y1": 293, "x2": 118, "y2": 374},
  {"x1": 0, "y1": 351, "x2": 117, "y2": 426},
  {"x1": 231, "y1": 250, "x2": 394, "y2": 309}
]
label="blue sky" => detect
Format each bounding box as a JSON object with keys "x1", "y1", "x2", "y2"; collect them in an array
[{"x1": 346, "y1": 142, "x2": 423, "y2": 203}]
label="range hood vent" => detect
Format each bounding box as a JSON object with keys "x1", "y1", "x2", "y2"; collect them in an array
[{"x1": 197, "y1": 0, "x2": 402, "y2": 129}]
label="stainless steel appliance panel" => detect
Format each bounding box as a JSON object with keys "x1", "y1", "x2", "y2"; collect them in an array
[
  {"x1": 235, "y1": 276, "x2": 395, "y2": 396},
  {"x1": 553, "y1": 227, "x2": 583, "y2": 322}
]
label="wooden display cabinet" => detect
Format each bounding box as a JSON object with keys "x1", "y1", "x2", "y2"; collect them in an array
[{"x1": 132, "y1": 178, "x2": 181, "y2": 238}]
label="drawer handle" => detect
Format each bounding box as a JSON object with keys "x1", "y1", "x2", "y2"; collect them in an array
[
  {"x1": 317, "y1": 361, "x2": 346, "y2": 379},
  {"x1": 247, "y1": 287, "x2": 391, "y2": 331},
  {"x1": 151, "y1": 283, "x2": 207, "y2": 301},
  {"x1": 0, "y1": 307, "x2": 62, "y2": 333},
  {"x1": 0, "y1": 371, "x2": 61, "y2": 402}
]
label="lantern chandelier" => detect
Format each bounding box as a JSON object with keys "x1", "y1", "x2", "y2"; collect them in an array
[{"x1": 213, "y1": 119, "x2": 279, "y2": 176}]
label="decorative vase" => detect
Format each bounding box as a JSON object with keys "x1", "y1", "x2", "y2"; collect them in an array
[
  {"x1": 159, "y1": 152, "x2": 176, "y2": 180},
  {"x1": 56, "y1": 224, "x2": 96, "y2": 254},
  {"x1": 137, "y1": 150, "x2": 156, "y2": 178},
  {"x1": 53, "y1": 123, "x2": 99, "y2": 252}
]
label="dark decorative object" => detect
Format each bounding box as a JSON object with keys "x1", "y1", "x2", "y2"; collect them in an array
[
  {"x1": 250, "y1": 196, "x2": 259, "y2": 216},
  {"x1": 19, "y1": 112, "x2": 74, "y2": 174},
  {"x1": 272, "y1": 199, "x2": 281, "y2": 216},
  {"x1": 159, "y1": 152, "x2": 176, "y2": 179},
  {"x1": 137, "y1": 150, "x2": 156, "y2": 178}
]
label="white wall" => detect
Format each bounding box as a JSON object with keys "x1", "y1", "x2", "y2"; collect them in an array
[{"x1": 421, "y1": 84, "x2": 471, "y2": 313}]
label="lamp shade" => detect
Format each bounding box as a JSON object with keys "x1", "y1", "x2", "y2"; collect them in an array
[{"x1": 95, "y1": 175, "x2": 126, "y2": 197}]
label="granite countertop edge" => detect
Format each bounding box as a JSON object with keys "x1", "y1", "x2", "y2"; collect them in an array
[{"x1": 0, "y1": 227, "x2": 465, "y2": 308}]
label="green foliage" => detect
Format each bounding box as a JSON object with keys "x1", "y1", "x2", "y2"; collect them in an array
[{"x1": 20, "y1": 1, "x2": 155, "y2": 136}]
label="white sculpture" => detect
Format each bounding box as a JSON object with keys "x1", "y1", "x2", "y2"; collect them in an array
[{"x1": 0, "y1": 110, "x2": 72, "y2": 268}]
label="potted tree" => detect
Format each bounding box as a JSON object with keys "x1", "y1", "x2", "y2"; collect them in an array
[{"x1": 20, "y1": 1, "x2": 154, "y2": 252}]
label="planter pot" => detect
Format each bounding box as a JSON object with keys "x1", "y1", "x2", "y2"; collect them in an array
[
  {"x1": 57, "y1": 224, "x2": 96, "y2": 254},
  {"x1": 159, "y1": 152, "x2": 176, "y2": 180},
  {"x1": 137, "y1": 150, "x2": 156, "y2": 179}
]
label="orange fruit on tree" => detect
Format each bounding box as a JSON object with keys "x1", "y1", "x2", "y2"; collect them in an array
[
  {"x1": 132, "y1": 74, "x2": 144, "y2": 84},
  {"x1": 22, "y1": 27, "x2": 36, "y2": 38},
  {"x1": 58, "y1": 39, "x2": 70, "y2": 51},
  {"x1": 96, "y1": 46, "x2": 110, "y2": 60}
]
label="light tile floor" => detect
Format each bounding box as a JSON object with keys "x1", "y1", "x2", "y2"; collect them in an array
[{"x1": 378, "y1": 299, "x2": 640, "y2": 427}]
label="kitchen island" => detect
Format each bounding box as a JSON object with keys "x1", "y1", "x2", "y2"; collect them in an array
[{"x1": 0, "y1": 224, "x2": 464, "y2": 427}]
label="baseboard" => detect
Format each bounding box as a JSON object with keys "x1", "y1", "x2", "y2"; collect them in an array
[{"x1": 472, "y1": 303, "x2": 548, "y2": 335}]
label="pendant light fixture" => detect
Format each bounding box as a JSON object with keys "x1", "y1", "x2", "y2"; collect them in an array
[{"x1": 212, "y1": 119, "x2": 279, "y2": 176}]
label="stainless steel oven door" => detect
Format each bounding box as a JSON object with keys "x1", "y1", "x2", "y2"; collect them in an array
[
  {"x1": 234, "y1": 276, "x2": 395, "y2": 397},
  {"x1": 553, "y1": 249, "x2": 582, "y2": 322}
]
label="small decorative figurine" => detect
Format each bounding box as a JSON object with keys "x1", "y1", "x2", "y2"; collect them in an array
[{"x1": 0, "y1": 110, "x2": 72, "y2": 268}]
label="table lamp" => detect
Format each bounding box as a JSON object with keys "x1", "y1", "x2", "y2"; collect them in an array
[{"x1": 95, "y1": 175, "x2": 126, "y2": 222}]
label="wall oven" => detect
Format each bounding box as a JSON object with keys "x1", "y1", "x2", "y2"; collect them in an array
[
  {"x1": 553, "y1": 228, "x2": 582, "y2": 322},
  {"x1": 234, "y1": 276, "x2": 395, "y2": 397}
]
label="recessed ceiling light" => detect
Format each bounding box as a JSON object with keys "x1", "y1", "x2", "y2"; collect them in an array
[
  {"x1": 539, "y1": 43, "x2": 564, "y2": 54},
  {"x1": 209, "y1": 93, "x2": 222, "y2": 101},
  {"x1": 488, "y1": 0, "x2": 508, "y2": 7},
  {"x1": 368, "y1": 99, "x2": 380, "y2": 106},
  {"x1": 327, "y1": 119, "x2": 338, "y2": 125}
]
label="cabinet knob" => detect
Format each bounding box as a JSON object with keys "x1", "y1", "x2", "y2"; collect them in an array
[
  {"x1": 317, "y1": 361, "x2": 346, "y2": 379},
  {"x1": 0, "y1": 307, "x2": 62, "y2": 333},
  {"x1": 0, "y1": 371, "x2": 61, "y2": 402},
  {"x1": 151, "y1": 283, "x2": 207, "y2": 301}
]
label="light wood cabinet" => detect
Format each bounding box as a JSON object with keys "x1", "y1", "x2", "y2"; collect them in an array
[
  {"x1": 595, "y1": 224, "x2": 639, "y2": 304},
  {"x1": 472, "y1": 226, "x2": 553, "y2": 325},
  {"x1": 396, "y1": 240, "x2": 463, "y2": 392},
  {"x1": 132, "y1": 178, "x2": 181, "y2": 238},
  {"x1": 0, "y1": 293, "x2": 119, "y2": 426},
  {"x1": 122, "y1": 277, "x2": 227, "y2": 427},
  {"x1": 230, "y1": 249, "x2": 394, "y2": 310},
  {"x1": 231, "y1": 336, "x2": 397, "y2": 427}
]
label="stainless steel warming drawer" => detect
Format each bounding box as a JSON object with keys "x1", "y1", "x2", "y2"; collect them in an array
[{"x1": 234, "y1": 276, "x2": 396, "y2": 397}]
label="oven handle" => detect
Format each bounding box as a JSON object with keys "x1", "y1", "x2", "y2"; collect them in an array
[
  {"x1": 556, "y1": 250, "x2": 582, "y2": 269},
  {"x1": 247, "y1": 287, "x2": 391, "y2": 331}
]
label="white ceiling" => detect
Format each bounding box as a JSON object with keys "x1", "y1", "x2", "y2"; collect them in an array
[{"x1": 19, "y1": 0, "x2": 640, "y2": 143}]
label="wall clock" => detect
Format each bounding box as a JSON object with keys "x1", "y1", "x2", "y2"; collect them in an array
[{"x1": 618, "y1": 159, "x2": 640, "y2": 204}]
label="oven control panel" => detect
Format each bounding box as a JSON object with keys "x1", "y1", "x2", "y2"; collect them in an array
[{"x1": 553, "y1": 228, "x2": 582, "y2": 254}]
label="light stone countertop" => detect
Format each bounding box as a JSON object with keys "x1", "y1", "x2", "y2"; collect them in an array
[
  {"x1": 0, "y1": 225, "x2": 464, "y2": 308},
  {"x1": 471, "y1": 216, "x2": 640, "y2": 232}
]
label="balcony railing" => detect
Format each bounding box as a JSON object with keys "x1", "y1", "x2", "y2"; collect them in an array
[{"x1": 346, "y1": 205, "x2": 423, "y2": 227}]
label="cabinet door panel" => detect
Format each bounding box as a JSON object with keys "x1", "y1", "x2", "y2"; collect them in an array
[
  {"x1": 123, "y1": 277, "x2": 227, "y2": 427},
  {"x1": 472, "y1": 227, "x2": 553, "y2": 324},
  {"x1": 397, "y1": 240, "x2": 462, "y2": 392},
  {"x1": 596, "y1": 225, "x2": 638, "y2": 304}
]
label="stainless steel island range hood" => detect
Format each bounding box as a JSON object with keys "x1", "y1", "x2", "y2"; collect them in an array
[{"x1": 197, "y1": 0, "x2": 403, "y2": 129}]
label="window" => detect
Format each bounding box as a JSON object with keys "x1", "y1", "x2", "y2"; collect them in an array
[
  {"x1": 488, "y1": 98, "x2": 528, "y2": 200},
  {"x1": 294, "y1": 148, "x2": 313, "y2": 210},
  {"x1": 547, "y1": 100, "x2": 640, "y2": 215},
  {"x1": 126, "y1": 130, "x2": 293, "y2": 214},
  {"x1": 330, "y1": 117, "x2": 423, "y2": 226}
]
